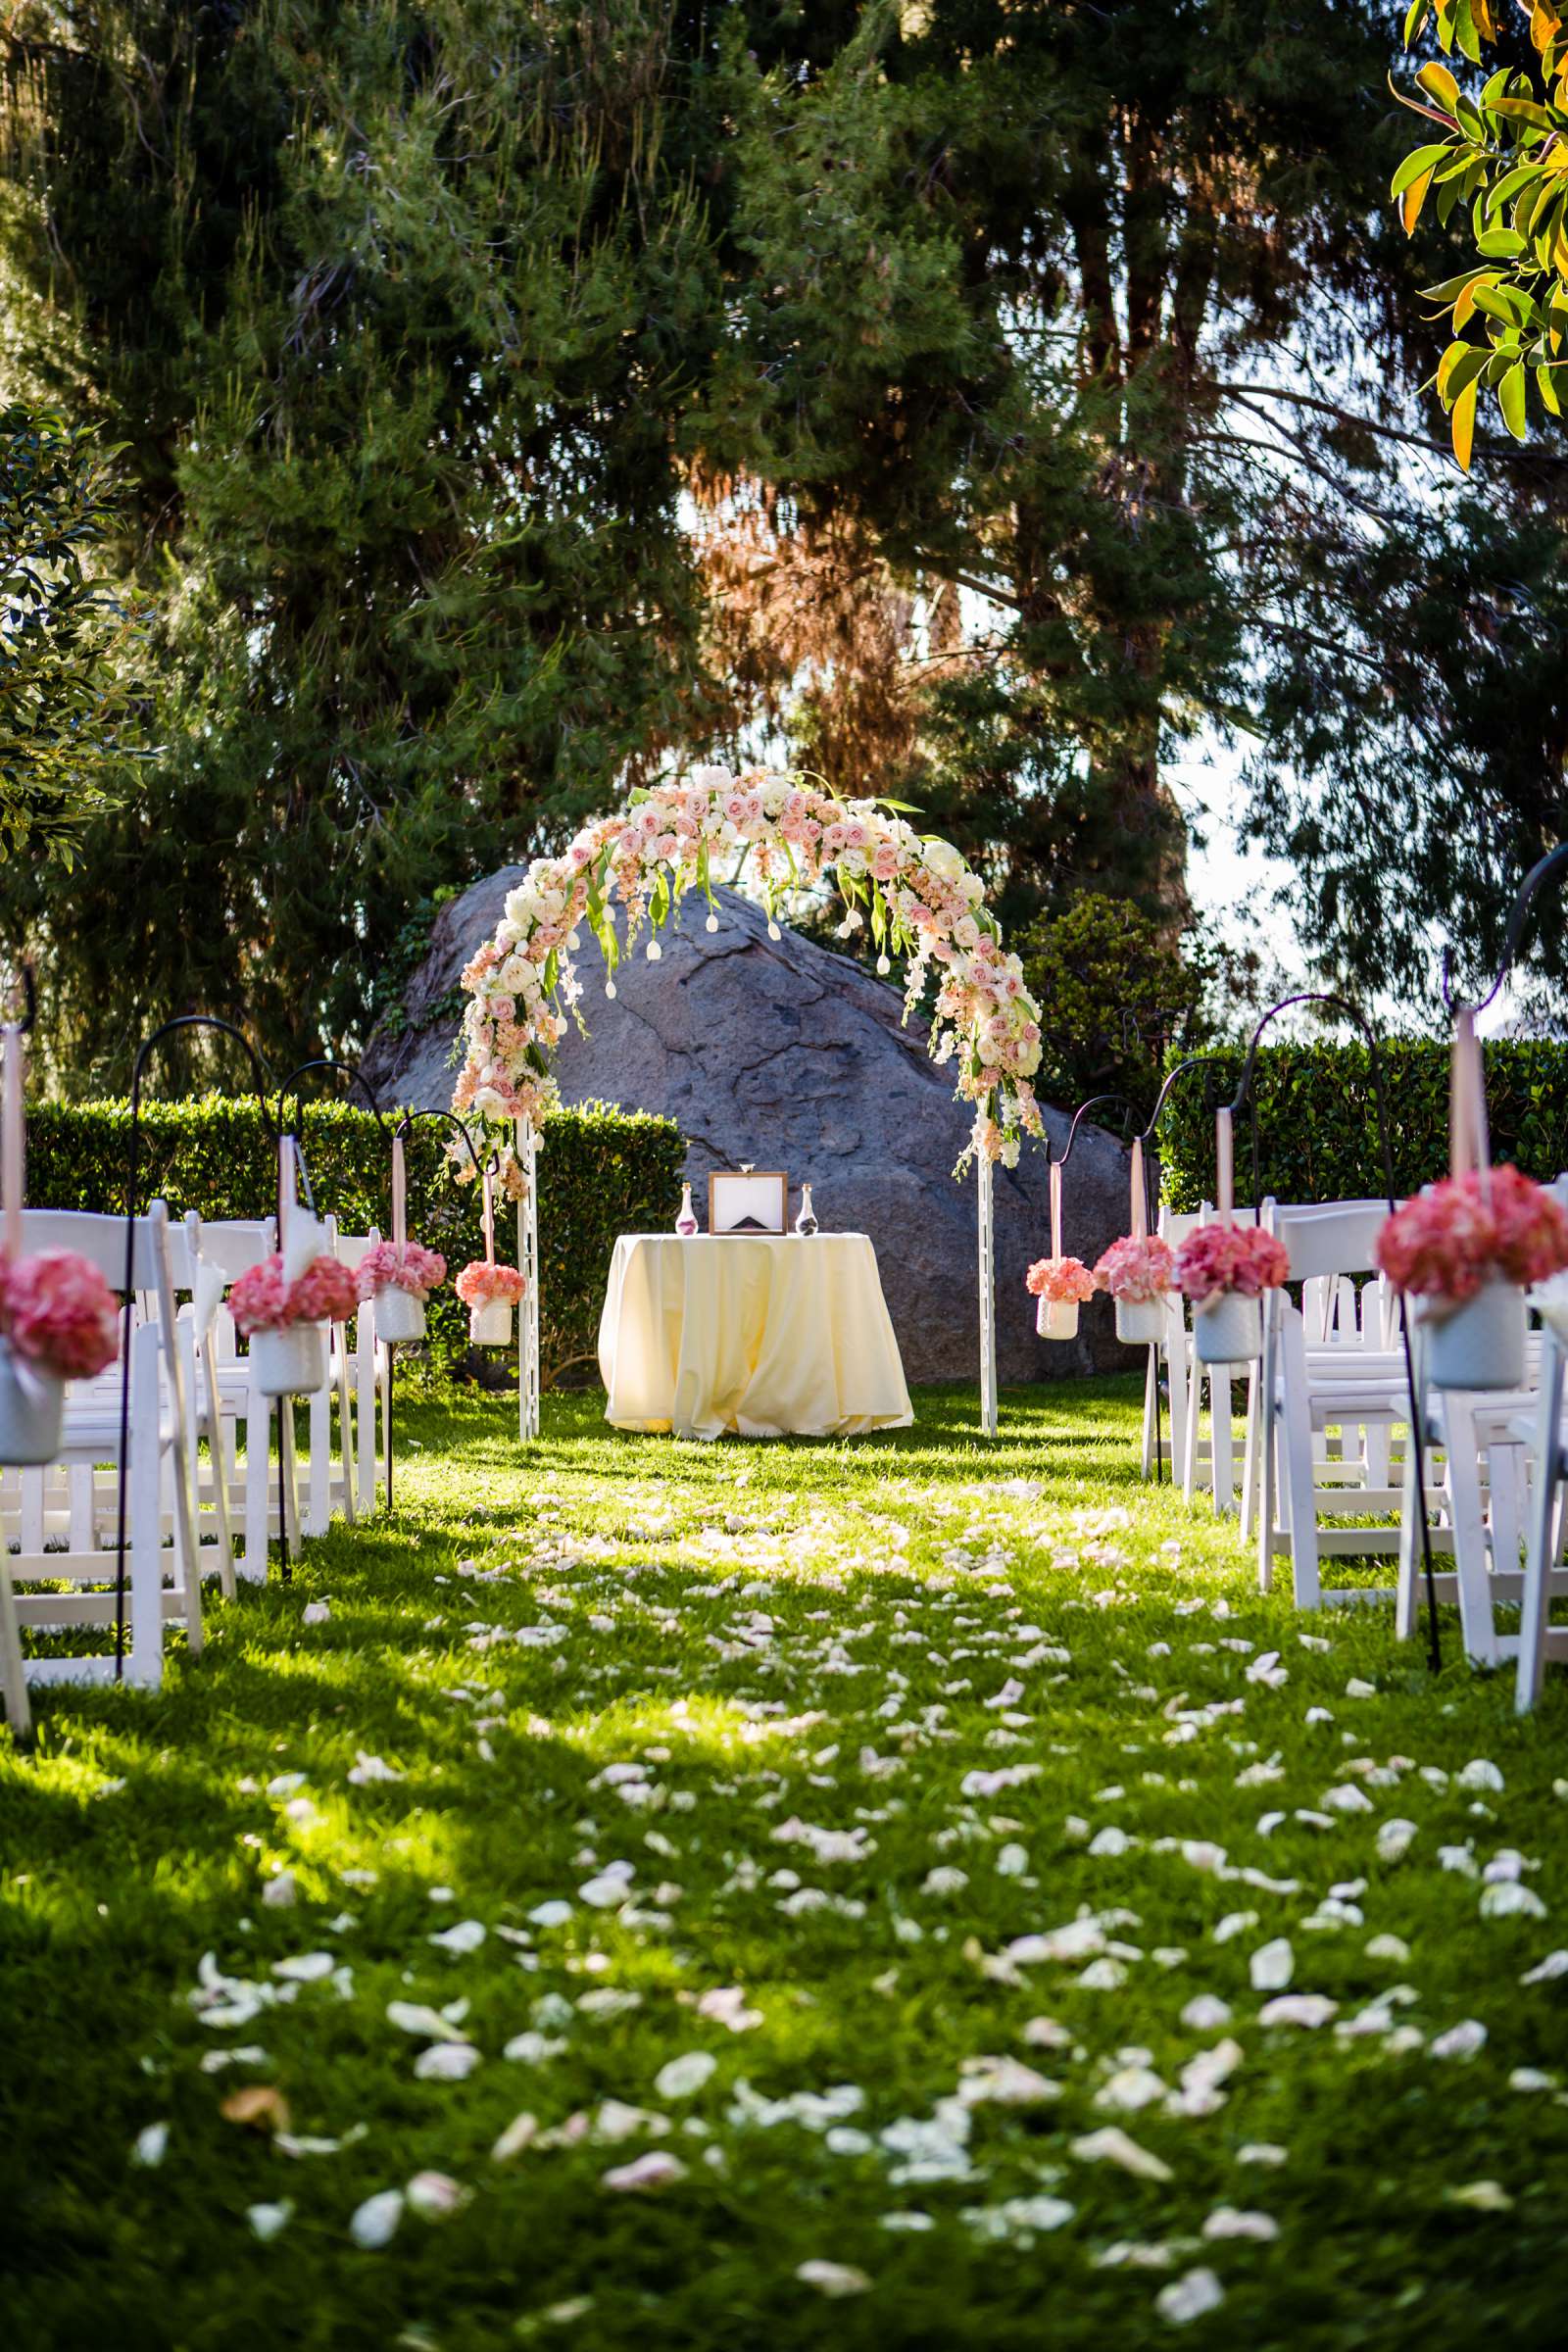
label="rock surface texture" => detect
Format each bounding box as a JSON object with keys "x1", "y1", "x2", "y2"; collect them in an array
[{"x1": 364, "y1": 876, "x2": 1136, "y2": 1381}]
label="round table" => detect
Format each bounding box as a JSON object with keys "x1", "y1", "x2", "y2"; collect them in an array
[{"x1": 597, "y1": 1233, "x2": 913, "y2": 1440}]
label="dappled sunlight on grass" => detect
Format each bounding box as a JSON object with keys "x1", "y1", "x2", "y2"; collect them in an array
[{"x1": 2, "y1": 1379, "x2": 1566, "y2": 2347}]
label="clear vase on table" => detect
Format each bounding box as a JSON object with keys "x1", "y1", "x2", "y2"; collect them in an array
[{"x1": 794, "y1": 1184, "x2": 818, "y2": 1238}]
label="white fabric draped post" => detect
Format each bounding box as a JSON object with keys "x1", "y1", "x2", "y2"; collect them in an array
[
  {"x1": 977, "y1": 1151, "x2": 997, "y2": 1438},
  {"x1": 516, "y1": 1117, "x2": 540, "y2": 1440}
]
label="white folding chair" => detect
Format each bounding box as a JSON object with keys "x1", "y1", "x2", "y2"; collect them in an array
[
  {"x1": 2, "y1": 1202, "x2": 200, "y2": 1690},
  {"x1": 181, "y1": 1214, "x2": 275, "y2": 1583}
]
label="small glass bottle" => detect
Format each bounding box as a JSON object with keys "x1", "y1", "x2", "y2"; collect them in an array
[
  {"x1": 674, "y1": 1182, "x2": 699, "y2": 1237},
  {"x1": 794, "y1": 1183, "x2": 818, "y2": 1239}
]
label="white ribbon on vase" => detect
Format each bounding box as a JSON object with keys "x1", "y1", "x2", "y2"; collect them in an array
[
  {"x1": 1129, "y1": 1133, "x2": 1148, "y2": 1243},
  {"x1": 1448, "y1": 1006, "x2": 1492, "y2": 1193},
  {"x1": 278, "y1": 1137, "x2": 330, "y2": 1284}
]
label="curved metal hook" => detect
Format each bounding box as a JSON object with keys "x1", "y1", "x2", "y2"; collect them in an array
[
  {"x1": 1138, "y1": 1054, "x2": 1232, "y2": 1147},
  {"x1": 273, "y1": 1056, "x2": 387, "y2": 1142},
  {"x1": 1441, "y1": 840, "x2": 1568, "y2": 1015},
  {"x1": 393, "y1": 1105, "x2": 487, "y2": 1187},
  {"x1": 1051, "y1": 1092, "x2": 1149, "y2": 1170},
  {"x1": 1227, "y1": 992, "x2": 1396, "y2": 1212}
]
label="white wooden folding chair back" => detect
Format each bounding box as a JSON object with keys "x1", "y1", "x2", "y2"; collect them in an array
[
  {"x1": 296, "y1": 1217, "x2": 363, "y2": 1537},
  {"x1": 3, "y1": 1201, "x2": 200, "y2": 1691}
]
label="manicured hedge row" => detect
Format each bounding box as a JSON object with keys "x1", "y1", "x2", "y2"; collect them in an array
[
  {"x1": 1161, "y1": 1035, "x2": 1568, "y2": 1203},
  {"x1": 1157, "y1": 1041, "x2": 1568, "y2": 1212},
  {"x1": 24, "y1": 1097, "x2": 687, "y2": 1385}
]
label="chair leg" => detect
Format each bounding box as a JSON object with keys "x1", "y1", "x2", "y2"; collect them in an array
[
  {"x1": 1212, "y1": 1374, "x2": 1237, "y2": 1516},
  {"x1": 337, "y1": 1343, "x2": 357, "y2": 1527},
  {"x1": 1278, "y1": 1311, "x2": 1322, "y2": 1609},
  {"x1": 126, "y1": 1335, "x2": 166, "y2": 1689},
  {"x1": 357, "y1": 1312, "x2": 377, "y2": 1512},
  {"x1": 203, "y1": 1344, "x2": 236, "y2": 1599},
  {"x1": 1440, "y1": 1397, "x2": 1499, "y2": 1666},
  {"x1": 241, "y1": 1386, "x2": 270, "y2": 1582},
  {"x1": 1518, "y1": 1343, "x2": 1566, "y2": 1711},
  {"x1": 0, "y1": 1565, "x2": 31, "y2": 1739},
  {"x1": 1140, "y1": 1345, "x2": 1156, "y2": 1480}
]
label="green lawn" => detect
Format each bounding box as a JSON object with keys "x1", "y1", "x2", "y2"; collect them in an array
[{"x1": 4, "y1": 1379, "x2": 1567, "y2": 2350}]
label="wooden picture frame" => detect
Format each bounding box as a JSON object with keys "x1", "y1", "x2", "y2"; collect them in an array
[{"x1": 708, "y1": 1170, "x2": 788, "y2": 1235}]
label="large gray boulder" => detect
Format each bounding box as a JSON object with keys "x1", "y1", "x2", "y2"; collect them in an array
[{"x1": 363, "y1": 874, "x2": 1136, "y2": 1382}]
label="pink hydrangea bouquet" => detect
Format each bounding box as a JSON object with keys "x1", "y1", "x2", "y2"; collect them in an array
[
  {"x1": 1025, "y1": 1255, "x2": 1098, "y2": 1304},
  {"x1": 1377, "y1": 1166, "x2": 1568, "y2": 1305},
  {"x1": 1094, "y1": 1234, "x2": 1175, "y2": 1303},
  {"x1": 1175, "y1": 1223, "x2": 1291, "y2": 1304},
  {"x1": 358, "y1": 1240, "x2": 447, "y2": 1301},
  {"x1": 456, "y1": 1260, "x2": 527, "y2": 1309},
  {"x1": 230, "y1": 1252, "x2": 361, "y2": 1336},
  {"x1": 0, "y1": 1250, "x2": 120, "y2": 1380}
]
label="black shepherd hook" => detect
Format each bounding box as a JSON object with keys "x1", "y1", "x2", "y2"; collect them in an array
[
  {"x1": 1441, "y1": 841, "x2": 1568, "y2": 1016},
  {"x1": 1051, "y1": 1091, "x2": 1149, "y2": 1169},
  {"x1": 1229, "y1": 993, "x2": 1442, "y2": 1674},
  {"x1": 115, "y1": 1015, "x2": 275, "y2": 1678}
]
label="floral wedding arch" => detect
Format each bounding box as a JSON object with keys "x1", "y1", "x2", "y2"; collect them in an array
[{"x1": 451, "y1": 763, "x2": 1047, "y2": 1438}]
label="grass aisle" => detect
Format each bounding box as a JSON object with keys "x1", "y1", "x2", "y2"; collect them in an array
[{"x1": 3, "y1": 1380, "x2": 1567, "y2": 2350}]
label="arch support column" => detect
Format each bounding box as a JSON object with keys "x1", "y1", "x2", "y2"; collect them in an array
[
  {"x1": 516, "y1": 1118, "x2": 540, "y2": 1440},
  {"x1": 978, "y1": 1151, "x2": 998, "y2": 1438}
]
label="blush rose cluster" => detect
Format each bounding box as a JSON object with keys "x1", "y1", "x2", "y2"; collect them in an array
[
  {"x1": 0, "y1": 1250, "x2": 120, "y2": 1380},
  {"x1": 229, "y1": 1253, "x2": 361, "y2": 1337}
]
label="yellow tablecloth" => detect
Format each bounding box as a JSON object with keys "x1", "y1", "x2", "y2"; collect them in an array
[{"x1": 597, "y1": 1234, "x2": 913, "y2": 1440}]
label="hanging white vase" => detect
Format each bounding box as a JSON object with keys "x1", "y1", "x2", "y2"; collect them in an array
[
  {"x1": 1195, "y1": 1291, "x2": 1262, "y2": 1365},
  {"x1": 1037, "y1": 1297, "x2": 1079, "y2": 1340},
  {"x1": 374, "y1": 1288, "x2": 426, "y2": 1346},
  {"x1": 0, "y1": 1334, "x2": 64, "y2": 1464},
  {"x1": 468, "y1": 1299, "x2": 514, "y2": 1348},
  {"x1": 250, "y1": 1322, "x2": 328, "y2": 1398},
  {"x1": 1423, "y1": 1277, "x2": 1526, "y2": 1393},
  {"x1": 1115, "y1": 1297, "x2": 1166, "y2": 1346}
]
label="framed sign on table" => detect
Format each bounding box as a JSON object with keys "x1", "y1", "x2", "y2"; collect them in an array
[{"x1": 709, "y1": 1169, "x2": 788, "y2": 1235}]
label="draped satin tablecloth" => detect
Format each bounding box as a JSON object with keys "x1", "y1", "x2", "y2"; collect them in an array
[{"x1": 597, "y1": 1234, "x2": 913, "y2": 1440}]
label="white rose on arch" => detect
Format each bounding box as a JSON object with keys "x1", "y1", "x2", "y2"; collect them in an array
[{"x1": 921, "y1": 838, "x2": 966, "y2": 883}]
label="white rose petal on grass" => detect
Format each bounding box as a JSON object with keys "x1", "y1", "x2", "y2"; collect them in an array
[
  {"x1": 697, "y1": 1985, "x2": 762, "y2": 2033},
  {"x1": 1259, "y1": 1994, "x2": 1338, "y2": 2030},
  {"x1": 387, "y1": 2000, "x2": 467, "y2": 2041},
  {"x1": 350, "y1": 2189, "x2": 405, "y2": 2249},
  {"x1": 655, "y1": 2051, "x2": 717, "y2": 2102},
  {"x1": 429, "y1": 1918, "x2": 487, "y2": 1956},
  {"x1": 1070, "y1": 2127, "x2": 1174, "y2": 2183},
  {"x1": 1096, "y1": 2066, "x2": 1166, "y2": 2114},
  {"x1": 130, "y1": 2123, "x2": 169, "y2": 2169},
  {"x1": 958, "y1": 2055, "x2": 1061, "y2": 2108},
  {"x1": 1202, "y1": 2207, "x2": 1278, "y2": 2242},
  {"x1": 492, "y1": 2111, "x2": 539, "y2": 2162},
  {"x1": 1249, "y1": 1937, "x2": 1294, "y2": 1992},
  {"x1": 1521, "y1": 1950, "x2": 1568, "y2": 1985},
  {"x1": 796, "y1": 2261, "x2": 871, "y2": 2298},
  {"x1": 1376, "y1": 1819, "x2": 1418, "y2": 1864},
  {"x1": 346, "y1": 1752, "x2": 402, "y2": 1786},
  {"x1": 1156, "y1": 2268, "x2": 1225, "y2": 2327},
  {"x1": 406, "y1": 2170, "x2": 470, "y2": 2220},
  {"x1": 1430, "y1": 2019, "x2": 1488, "y2": 2060},
  {"x1": 247, "y1": 2200, "x2": 293, "y2": 2242},
  {"x1": 261, "y1": 1872, "x2": 298, "y2": 1909},
  {"x1": 601, "y1": 2151, "x2": 687, "y2": 2194},
  {"x1": 415, "y1": 2041, "x2": 481, "y2": 2082},
  {"x1": 1480, "y1": 1882, "x2": 1547, "y2": 1922},
  {"x1": 1458, "y1": 1759, "x2": 1504, "y2": 1792},
  {"x1": 301, "y1": 1599, "x2": 330, "y2": 1625},
  {"x1": 272, "y1": 1951, "x2": 335, "y2": 1983},
  {"x1": 1446, "y1": 2180, "x2": 1513, "y2": 2212},
  {"x1": 1180, "y1": 1996, "x2": 1233, "y2": 2032}
]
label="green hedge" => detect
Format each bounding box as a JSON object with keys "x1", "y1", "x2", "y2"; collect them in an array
[
  {"x1": 24, "y1": 1097, "x2": 687, "y2": 1386},
  {"x1": 1157, "y1": 1042, "x2": 1568, "y2": 1211}
]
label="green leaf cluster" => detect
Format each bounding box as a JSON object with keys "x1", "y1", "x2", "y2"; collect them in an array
[
  {"x1": 0, "y1": 404, "x2": 144, "y2": 861},
  {"x1": 24, "y1": 1095, "x2": 685, "y2": 1386},
  {"x1": 1397, "y1": 1, "x2": 1568, "y2": 461}
]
